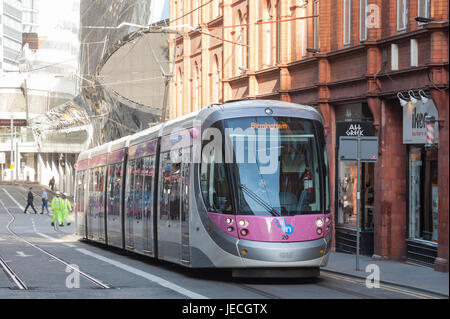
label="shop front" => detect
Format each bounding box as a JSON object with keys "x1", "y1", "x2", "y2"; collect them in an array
[
  {"x1": 334, "y1": 103, "x2": 375, "y2": 256},
  {"x1": 403, "y1": 95, "x2": 440, "y2": 267}
]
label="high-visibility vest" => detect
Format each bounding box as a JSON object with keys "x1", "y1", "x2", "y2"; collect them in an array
[
  {"x1": 62, "y1": 199, "x2": 72, "y2": 212},
  {"x1": 51, "y1": 197, "x2": 63, "y2": 210}
]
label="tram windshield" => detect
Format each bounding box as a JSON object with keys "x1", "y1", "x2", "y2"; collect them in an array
[{"x1": 201, "y1": 116, "x2": 323, "y2": 216}]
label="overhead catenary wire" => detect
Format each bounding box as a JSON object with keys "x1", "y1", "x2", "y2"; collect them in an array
[
  {"x1": 168, "y1": 0, "x2": 214, "y2": 25},
  {"x1": 206, "y1": 14, "x2": 320, "y2": 31}
]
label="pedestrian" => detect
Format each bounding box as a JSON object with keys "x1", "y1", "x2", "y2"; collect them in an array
[
  {"x1": 49, "y1": 177, "x2": 55, "y2": 191},
  {"x1": 51, "y1": 191, "x2": 63, "y2": 227},
  {"x1": 61, "y1": 192, "x2": 72, "y2": 226},
  {"x1": 41, "y1": 189, "x2": 50, "y2": 214},
  {"x1": 24, "y1": 187, "x2": 37, "y2": 214}
]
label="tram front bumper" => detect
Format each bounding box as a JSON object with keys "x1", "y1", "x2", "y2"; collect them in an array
[{"x1": 236, "y1": 233, "x2": 332, "y2": 266}]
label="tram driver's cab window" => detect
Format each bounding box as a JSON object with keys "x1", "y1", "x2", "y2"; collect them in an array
[
  {"x1": 201, "y1": 146, "x2": 233, "y2": 214},
  {"x1": 201, "y1": 122, "x2": 233, "y2": 214}
]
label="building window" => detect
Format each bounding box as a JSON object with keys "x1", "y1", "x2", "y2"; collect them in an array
[
  {"x1": 178, "y1": 0, "x2": 183, "y2": 23},
  {"x1": 397, "y1": 0, "x2": 408, "y2": 31},
  {"x1": 237, "y1": 10, "x2": 244, "y2": 71},
  {"x1": 263, "y1": 0, "x2": 273, "y2": 67},
  {"x1": 410, "y1": 38, "x2": 418, "y2": 67},
  {"x1": 193, "y1": 0, "x2": 199, "y2": 26},
  {"x1": 177, "y1": 68, "x2": 183, "y2": 116},
  {"x1": 417, "y1": 0, "x2": 430, "y2": 25},
  {"x1": 301, "y1": 0, "x2": 308, "y2": 56},
  {"x1": 213, "y1": 0, "x2": 220, "y2": 19},
  {"x1": 391, "y1": 43, "x2": 399, "y2": 70},
  {"x1": 343, "y1": 0, "x2": 352, "y2": 45},
  {"x1": 213, "y1": 55, "x2": 220, "y2": 103},
  {"x1": 194, "y1": 62, "x2": 200, "y2": 111},
  {"x1": 360, "y1": 0, "x2": 368, "y2": 41},
  {"x1": 313, "y1": 0, "x2": 319, "y2": 50},
  {"x1": 276, "y1": 0, "x2": 281, "y2": 62},
  {"x1": 3, "y1": 14, "x2": 22, "y2": 31}
]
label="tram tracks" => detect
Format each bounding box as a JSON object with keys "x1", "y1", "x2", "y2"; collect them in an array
[
  {"x1": 320, "y1": 270, "x2": 444, "y2": 299},
  {"x1": 0, "y1": 193, "x2": 110, "y2": 290},
  {"x1": 3, "y1": 185, "x2": 446, "y2": 299},
  {"x1": 0, "y1": 254, "x2": 28, "y2": 290}
]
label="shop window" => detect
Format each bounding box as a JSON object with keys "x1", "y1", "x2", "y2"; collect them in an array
[
  {"x1": 337, "y1": 162, "x2": 374, "y2": 229},
  {"x1": 408, "y1": 146, "x2": 438, "y2": 242}
]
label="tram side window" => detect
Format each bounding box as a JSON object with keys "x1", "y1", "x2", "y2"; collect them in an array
[
  {"x1": 125, "y1": 160, "x2": 136, "y2": 217},
  {"x1": 324, "y1": 147, "x2": 330, "y2": 213},
  {"x1": 88, "y1": 169, "x2": 93, "y2": 213},
  {"x1": 93, "y1": 168, "x2": 99, "y2": 213},
  {"x1": 159, "y1": 152, "x2": 171, "y2": 220},
  {"x1": 76, "y1": 171, "x2": 85, "y2": 212},
  {"x1": 80, "y1": 171, "x2": 85, "y2": 212},
  {"x1": 169, "y1": 160, "x2": 181, "y2": 221},
  {"x1": 135, "y1": 158, "x2": 144, "y2": 219},
  {"x1": 98, "y1": 167, "x2": 106, "y2": 214},
  {"x1": 108, "y1": 165, "x2": 115, "y2": 215},
  {"x1": 181, "y1": 148, "x2": 191, "y2": 222},
  {"x1": 114, "y1": 163, "x2": 122, "y2": 217},
  {"x1": 159, "y1": 151, "x2": 181, "y2": 221}
]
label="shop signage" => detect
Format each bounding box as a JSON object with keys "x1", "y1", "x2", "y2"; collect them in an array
[
  {"x1": 0, "y1": 119, "x2": 27, "y2": 127},
  {"x1": 336, "y1": 122, "x2": 375, "y2": 138},
  {"x1": 403, "y1": 99, "x2": 439, "y2": 144},
  {"x1": 339, "y1": 136, "x2": 379, "y2": 163}
]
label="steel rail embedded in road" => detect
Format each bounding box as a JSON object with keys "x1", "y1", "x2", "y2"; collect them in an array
[
  {"x1": 0, "y1": 255, "x2": 28, "y2": 290},
  {"x1": 0, "y1": 194, "x2": 111, "y2": 290},
  {"x1": 320, "y1": 270, "x2": 443, "y2": 299}
]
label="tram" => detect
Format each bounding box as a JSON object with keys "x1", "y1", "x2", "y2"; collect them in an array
[{"x1": 74, "y1": 100, "x2": 332, "y2": 277}]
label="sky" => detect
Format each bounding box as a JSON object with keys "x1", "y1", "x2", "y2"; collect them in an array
[{"x1": 35, "y1": 0, "x2": 80, "y2": 39}]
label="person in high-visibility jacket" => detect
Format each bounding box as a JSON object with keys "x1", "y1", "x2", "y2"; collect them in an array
[
  {"x1": 61, "y1": 192, "x2": 72, "y2": 226},
  {"x1": 51, "y1": 191, "x2": 63, "y2": 227}
]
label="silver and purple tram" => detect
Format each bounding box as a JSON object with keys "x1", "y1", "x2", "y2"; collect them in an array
[{"x1": 74, "y1": 100, "x2": 332, "y2": 277}]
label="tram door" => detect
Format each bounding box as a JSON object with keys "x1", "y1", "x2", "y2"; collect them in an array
[
  {"x1": 134, "y1": 158, "x2": 145, "y2": 252},
  {"x1": 98, "y1": 166, "x2": 106, "y2": 243},
  {"x1": 158, "y1": 151, "x2": 181, "y2": 262},
  {"x1": 125, "y1": 160, "x2": 135, "y2": 250},
  {"x1": 87, "y1": 168, "x2": 95, "y2": 240},
  {"x1": 180, "y1": 155, "x2": 190, "y2": 263},
  {"x1": 143, "y1": 156, "x2": 155, "y2": 254}
]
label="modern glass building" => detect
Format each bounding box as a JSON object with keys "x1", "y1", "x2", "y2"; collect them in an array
[{"x1": 1, "y1": 0, "x2": 23, "y2": 72}]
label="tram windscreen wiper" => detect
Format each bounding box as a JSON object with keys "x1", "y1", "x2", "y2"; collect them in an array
[{"x1": 239, "y1": 184, "x2": 280, "y2": 216}]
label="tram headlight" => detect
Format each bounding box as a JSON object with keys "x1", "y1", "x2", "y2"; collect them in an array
[
  {"x1": 316, "y1": 228, "x2": 323, "y2": 235},
  {"x1": 326, "y1": 217, "x2": 330, "y2": 223},
  {"x1": 316, "y1": 218, "x2": 324, "y2": 227},
  {"x1": 227, "y1": 226, "x2": 234, "y2": 232},
  {"x1": 240, "y1": 229, "x2": 249, "y2": 236},
  {"x1": 238, "y1": 219, "x2": 248, "y2": 227},
  {"x1": 226, "y1": 218, "x2": 233, "y2": 224}
]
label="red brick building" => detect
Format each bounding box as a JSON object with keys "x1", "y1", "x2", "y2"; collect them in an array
[{"x1": 169, "y1": 0, "x2": 449, "y2": 271}]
